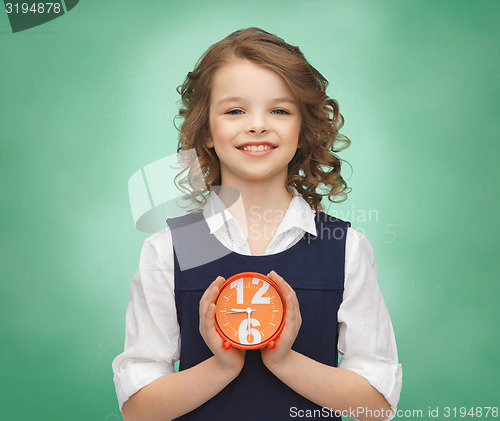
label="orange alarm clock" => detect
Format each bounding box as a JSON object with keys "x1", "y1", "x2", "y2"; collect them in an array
[{"x1": 214, "y1": 272, "x2": 286, "y2": 350}]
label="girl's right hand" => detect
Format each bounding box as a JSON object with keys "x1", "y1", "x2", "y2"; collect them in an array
[{"x1": 199, "y1": 276, "x2": 246, "y2": 374}]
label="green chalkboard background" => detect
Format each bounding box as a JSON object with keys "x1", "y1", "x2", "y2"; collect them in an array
[{"x1": 1, "y1": 1, "x2": 499, "y2": 420}]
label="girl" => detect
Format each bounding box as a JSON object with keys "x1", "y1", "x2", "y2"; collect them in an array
[{"x1": 113, "y1": 27, "x2": 402, "y2": 421}]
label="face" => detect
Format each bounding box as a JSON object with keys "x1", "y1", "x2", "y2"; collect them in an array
[{"x1": 206, "y1": 59, "x2": 301, "y2": 188}]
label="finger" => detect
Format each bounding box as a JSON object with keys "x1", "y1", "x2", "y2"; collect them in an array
[
  {"x1": 206, "y1": 302, "x2": 216, "y2": 323},
  {"x1": 201, "y1": 276, "x2": 224, "y2": 301},
  {"x1": 200, "y1": 276, "x2": 226, "y2": 335},
  {"x1": 268, "y1": 270, "x2": 288, "y2": 287},
  {"x1": 268, "y1": 272, "x2": 300, "y2": 324},
  {"x1": 267, "y1": 271, "x2": 300, "y2": 314},
  {"x1": 267, "y1": 270, "x2": 283, "y2": 287},
  {"x1": 268, "y1": 270, "x2": 296, "y2": 299},
  {"x1": 208, "y1": 276, "x2": 226, "y2": 307},
  {"x1": 284, "y1": 291, "x2": 296, "y2": 322},
  {"x1": 202, "y1": 302, "x2": 216, "y2": 335},
  {"x1": 200, "y1": 276, "x2": 225, "y2": 315},
  {"x1": 199, "y1": 291, "x2": 209, "y2": 320},
  {"x1": 212, "y1": 275, "x2": 226, "y2": 288}
]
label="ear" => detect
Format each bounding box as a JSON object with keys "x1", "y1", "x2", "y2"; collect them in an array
[{"x1": 203, "y1": 128, "x2": 214, "y2": 148}]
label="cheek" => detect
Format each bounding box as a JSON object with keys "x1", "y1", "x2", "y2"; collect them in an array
[
  {"x1": 283, "y1": 121, "x2": 301, "y2": 143},
  {"x1": 210, "y1": 120, "x2": 237, "y2": 143}
]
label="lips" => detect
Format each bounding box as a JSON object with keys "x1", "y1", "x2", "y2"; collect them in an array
[{"x1": 236, "y1": 142, "x2": 278, "y2": 151}]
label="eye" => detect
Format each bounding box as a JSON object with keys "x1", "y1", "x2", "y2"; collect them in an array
[
  {"x1": 226, "y1": 109, "x2": 244, "y2": 115},
  {"x1": 272, "y1": 109, "x2": 290, "y2": 115}
]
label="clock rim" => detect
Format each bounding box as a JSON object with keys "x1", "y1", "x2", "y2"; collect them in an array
[{"x1": 214, "y1": 271, "x2": 287, "y2": 350}]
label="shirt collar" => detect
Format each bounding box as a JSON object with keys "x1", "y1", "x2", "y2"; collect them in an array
[
  {"x1": 203, "y1": 186, "x2": 317, "y2": 237},
  {"x1": 203, "y1": 189, "x2": 232, "y2": 234},
  {"x1": 280, "y1": 186, "x2": 317, "y2": 236}
]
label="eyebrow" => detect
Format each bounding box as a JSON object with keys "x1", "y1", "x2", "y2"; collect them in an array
[{"x1": 216, "y1": 96, "x2": 297, "y2": 106}]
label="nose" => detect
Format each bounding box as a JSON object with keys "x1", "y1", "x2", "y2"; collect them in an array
[{"x1": 246, "y1": 113, "x2": 269, "y2": 134}]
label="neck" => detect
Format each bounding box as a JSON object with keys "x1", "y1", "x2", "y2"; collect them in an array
[{"x1": 216, "y1": 175, "x2": 293, "y2": 232}]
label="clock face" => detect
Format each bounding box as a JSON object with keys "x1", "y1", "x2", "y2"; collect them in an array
[{"x1": 214, "y1": 272, "x2": 286, "y2": 350}]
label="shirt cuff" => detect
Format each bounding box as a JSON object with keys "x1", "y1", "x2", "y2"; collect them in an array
[
  {"x1": 338, "y1": 354, "x2": 403, "y2": 420},
  {"x1": 113, "y1": 360, "x2": 175, "y2": 411}
]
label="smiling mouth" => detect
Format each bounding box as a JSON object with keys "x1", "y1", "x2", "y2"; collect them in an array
[{"x1": 236, "y1": 145, "x2": 277, "y2": 152}]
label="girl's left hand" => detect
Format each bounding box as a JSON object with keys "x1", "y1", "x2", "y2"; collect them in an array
[{"x1": 260, "y1": 270, "x2": 302, "y2": 368}]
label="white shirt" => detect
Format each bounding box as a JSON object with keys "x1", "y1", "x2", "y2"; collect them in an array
[{"x1": 112, "y1": 188, "x2": 403, "y2": 418}]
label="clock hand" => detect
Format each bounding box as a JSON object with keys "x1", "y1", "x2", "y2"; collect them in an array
[
  {"x1": 226, "y1": 308, "x2": 256, "y2": 314},
  {"x1": 247, "y1": 310, "x2": 251, "y2": 340}
]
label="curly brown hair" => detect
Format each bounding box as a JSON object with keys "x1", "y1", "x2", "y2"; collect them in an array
[{"x1": 174, "y1": 27, "x2": 351, "y2": 212}]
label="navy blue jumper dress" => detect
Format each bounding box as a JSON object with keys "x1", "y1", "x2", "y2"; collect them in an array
[{"x1": 166, "y1": 210, "x2": 351, "y2": 420}]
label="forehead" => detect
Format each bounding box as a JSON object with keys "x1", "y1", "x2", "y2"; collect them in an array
[{"x1": 210, "y1": 59, "x2": 296, "y2": 103}]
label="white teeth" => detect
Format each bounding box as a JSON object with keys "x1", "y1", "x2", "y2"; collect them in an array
[{"x1": 240, "y1": 145, "x2": 274, "y2": 151}]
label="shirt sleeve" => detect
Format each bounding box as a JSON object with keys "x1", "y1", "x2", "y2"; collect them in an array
[
  {"x1": 337, "y1": 228, "x2": 403, "y2": 420},
  {"x1": 112, "y1": 228, "x2": 181, "y2": 411}
]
